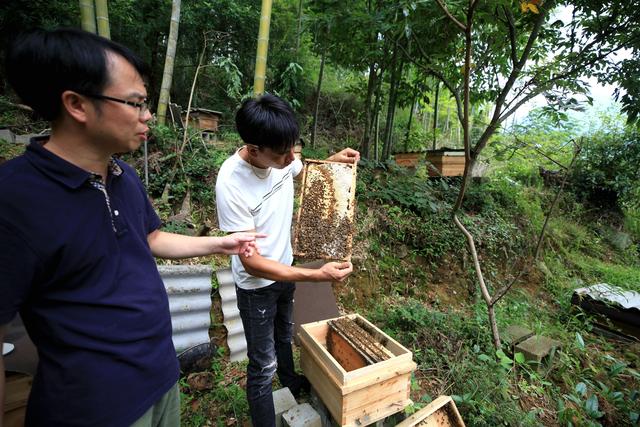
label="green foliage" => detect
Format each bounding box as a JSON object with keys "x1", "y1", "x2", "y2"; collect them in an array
[
  {"x1": 180, "y1": 347, "x2": 249, "y2": 425},
  {"x1": 369, "y1": 299, "x2": 539, "y2": 426},
  {"x1": 0, "y1": 139, "x2": 26, "y2": 162},
  {"x1": 571, "y1": 126, "x2": 640, "y2": 214},
  {"x1": 273, "y1": 62, "x2": 304, "y2": 110},
  {"x1": 123, "y1": 124, "x2": 233, "y2": 223}
]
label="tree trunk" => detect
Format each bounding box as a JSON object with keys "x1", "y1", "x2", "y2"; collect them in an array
[
  {"x1": 404, "y1": 93, "x2": 417, "y2": 151},
  {"x1": 432, "y1": 81, "x2": 439, "y2": 150},
  {"x1": 444, "y1": 103, "x2": 451, "y2": 140},
  {"x1": 254, "y1": 0, "x2": 273, "y2": 96},
  {"x1": 382, "y1": 54, "x2": 403, "y2": 161},
  {"x1": 295, "y1": 0, "x2": 303, "y2": 55},
  {"x1": 374, "y1": 112, "x2": 380, "y2": 161},
  {"x1": 94, "y1": 0, "x2": 110, "y2": 39},
  {"x1": 311, "y1": 49, "x2": 326, "y2": 148},
  {"x1": 361, "y1": 62, "x2": 377, "y2": 158},
  {"x1": 382, "y1": 62, "x2": 404, "y2": 160},
  {"x1": 79, "y1": 0, "x2": 96, "y2": 34},
  {"x1": 157, "y1": 0, "x2": 182, "y2": 126}
]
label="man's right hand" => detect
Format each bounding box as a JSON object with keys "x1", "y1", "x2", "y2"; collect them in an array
[{"x1": 320, "y1": 261, "x2": 353, "y2": 282}]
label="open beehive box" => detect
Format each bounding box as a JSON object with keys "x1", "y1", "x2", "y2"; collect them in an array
[
  {"x1": 298, "y1": 314, "x2": 416, "y2": 426},
  {"x1": 293, "y1": 159, "x2": 357, "y2": 261},
  {"x1": 396, "y1": 396, "x2": 465, "y2": 427}
]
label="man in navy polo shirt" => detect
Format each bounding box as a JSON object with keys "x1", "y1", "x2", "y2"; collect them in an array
[{"x1": 0, "y1": 29, "x2": 261, "y2": 427}]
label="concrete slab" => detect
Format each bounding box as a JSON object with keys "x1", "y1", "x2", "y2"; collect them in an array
[
  {"x1": 273, "y1": 387, "x2": 297, "y2": 427},
  {"x1": 309, "y1": 387, "x2": 339, "y2": 427},
  {"x1": 0, "y1": 129, "x2": 15, "y2": 143},
  {"x1": 14, "y1": 133, "x2": 40, "y2": 144},
  {"x1": 283, "y1": 403, "x2": 321, "y2": 427},
  {"x1": 503, "y1": 325, "x2": 534, "y2": 348},
  {"x1": 515, "y1": 335, "x2": 562, "y2": 368}
]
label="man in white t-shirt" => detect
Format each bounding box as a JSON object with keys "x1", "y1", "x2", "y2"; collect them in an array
[{"x1": 216, "y1": 94, "x2": 358, "y2": 426}]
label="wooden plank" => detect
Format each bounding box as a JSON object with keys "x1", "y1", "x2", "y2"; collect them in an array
[
  {"x1": 346, "y1": 396, "x2": 413, "y2": 427},
  {"x1": 343, "y1": 372, "x2": 411, "y2": 412},
  {"x1": 396, "y1": 396, "x2": 465, "y2": 427},
  {"x1": 3, "y1": 408, "x2": 27, "y2": 427},
  {"x1": 345, "y1": 161, "x2": 358, "y2": 262},
  {"x1": 351, "y1": 314, "x2": 410, "y2": 357},
  {"x1": 299, "y1": 322, "x2": 346, "y2": 383},
  {"x1": 327, "y1": 327, "x2": 368, "y2": 371},
  {"x1": 4, "y1": 374, "x2": 31, "y2": 412},
  {"x1": 300, "y1": 348, "x2": 344, "y2": 424},
  {"x1": 3, "y1": 373, "x2": 31, "y2": 427},
  {"x1": 328, "y1": 317, "x2": 390, "y2": 365},
  {"x1": 292, "y1": 162, "x2": 309, "y2": 255},
  {"x1": 342, "y1": 358, "x2": 416, "y2": 395}
]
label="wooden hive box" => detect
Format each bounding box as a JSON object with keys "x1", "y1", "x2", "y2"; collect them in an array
[
  {"x1": 394, "y1": 152, "x2": 423, "y2": 168},
  {"x1": 426, "y1": 150, "x2": 466, "y2": 177},
  {"x1": 293, "y1": 159, "x2": 357, "y2": 261},
  {"x1": 3, "y1": 373, "x2": 32, "y2": 427},
  {"x1": 298, "y1": 314, "x2": 416, "y2": 426},
  {"x1": 396, "y1": 396, "x2": 465, "y2": 427},
  {"x1": 183, "y1": 108, "x2": 222, "y2": 131}
]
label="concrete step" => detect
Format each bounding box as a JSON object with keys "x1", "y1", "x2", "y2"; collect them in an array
[{"x1": 283, "y1": 403, "x2": 321, "y2": 427}]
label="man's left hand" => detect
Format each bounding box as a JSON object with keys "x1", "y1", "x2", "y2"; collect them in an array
[{"x1": 327, "y1": 148, "x2": 360, "y2": 164}]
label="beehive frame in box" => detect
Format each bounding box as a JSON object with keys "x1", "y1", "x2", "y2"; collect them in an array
[
  {"x1": 293, "y1": 159, "x2": 357, "y2": 261},
  {"x1": 298, "y1": 314, "x2": 416, "y2": 427}
]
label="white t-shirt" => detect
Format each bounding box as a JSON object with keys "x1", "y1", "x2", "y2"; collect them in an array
[{"x1": 215, "y1": 150, "x2": 303, "y2": 290}]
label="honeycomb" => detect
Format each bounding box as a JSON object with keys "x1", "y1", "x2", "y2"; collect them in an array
[{"x1": 293, "y1": 160, "x2": 357, "y2": 261}]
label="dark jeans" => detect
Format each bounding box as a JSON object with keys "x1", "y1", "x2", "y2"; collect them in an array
[{"x1": 236, "y1": 281, "x2": 304, "y2": 427}]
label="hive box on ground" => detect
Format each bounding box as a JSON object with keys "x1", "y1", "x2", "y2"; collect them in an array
[
  {"x1": 396, "y1": 395, "x2": 465, "y2": 427},
  {"x1": 298, "y1": 314, "x2": 416, "y2": 427}
]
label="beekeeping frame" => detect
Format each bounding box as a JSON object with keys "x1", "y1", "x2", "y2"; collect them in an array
[
  {"x1": 298, "y1": 314, "x2": 416, "y2": 426},
  {"x1": 293, "y1": 159, "x2": 357, "y2": 261}
]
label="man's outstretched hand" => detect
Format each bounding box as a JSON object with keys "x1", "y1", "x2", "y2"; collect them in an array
[
  {"x1": 320, "y1": 261, "x2": 353, "y2": 282},
  {"x1": 327, "y1": 148, "x2": 360, "y2": 164},
  {"x1": 219, "y1": 232, "x2": 266, "y2": 257}
]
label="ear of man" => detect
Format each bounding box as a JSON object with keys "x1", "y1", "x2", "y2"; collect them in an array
[
  {"x1": 246, "y1": 144, "x2": 261, "y2": 157},
  {"x1": 60, "y1": 91, "x2": 92, "y2": 124}
]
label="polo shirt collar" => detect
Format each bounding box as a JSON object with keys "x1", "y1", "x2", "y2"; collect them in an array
[{"x1": 25, "y1": 136, "x2": 124, "y2": 189}]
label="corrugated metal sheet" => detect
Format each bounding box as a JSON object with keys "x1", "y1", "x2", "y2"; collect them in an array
[
  {"x1": 574, "y1": 283, "x2": 640, "y2": 310},
  {"x1": 158, "y1": 265, "x2": 213, "y2": 353},
  {"x1": 217, "y1": 268, "x2": 247, "y2": 362}
]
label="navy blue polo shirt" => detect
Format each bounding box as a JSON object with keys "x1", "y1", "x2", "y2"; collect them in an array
[{"x1": 0, "y1": 138, "x2": 179, "y2": 426}]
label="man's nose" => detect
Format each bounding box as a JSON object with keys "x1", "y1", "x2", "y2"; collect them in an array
[
  {"x1": 286, "y1": 147, "x2": 295, "y2": 162},
  {"x1": 140, "y1": 108, "x2": 153, "y2": 123}
]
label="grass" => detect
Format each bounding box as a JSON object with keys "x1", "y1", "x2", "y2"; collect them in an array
[{"x1": 179, "y1": 349, "x2": 250, "y2": 426}]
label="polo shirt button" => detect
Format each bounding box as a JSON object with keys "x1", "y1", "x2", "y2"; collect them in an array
[{"x1": 114, "y1": 210, "x2": 119, "y2": 216}]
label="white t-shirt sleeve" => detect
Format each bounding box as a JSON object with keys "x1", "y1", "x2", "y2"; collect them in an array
[
  {"x1": 216, "y1": 181, "x2": 255, "y2": 232},
  {"x1": 292, "y1": 158, "x2": 303, "y2": 177}
]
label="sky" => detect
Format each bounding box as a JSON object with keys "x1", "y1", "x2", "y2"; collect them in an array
[{"x1": 510, "y1": 6, "x2": 627, "y2": 128}]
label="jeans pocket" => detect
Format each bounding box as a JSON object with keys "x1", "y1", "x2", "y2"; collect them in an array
[{"x1": 237, "y1": 286, "x2": 276, "y2": 320}]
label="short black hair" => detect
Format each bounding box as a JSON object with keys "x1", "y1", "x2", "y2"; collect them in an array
[
  {"x1": 6, "y1": 28, "x2": 149, "y2": 121},
  {"x1": 235, "y1": 94, "x2": 300, "y2": 153}
]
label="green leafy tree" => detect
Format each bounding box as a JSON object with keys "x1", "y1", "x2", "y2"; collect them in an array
[{"x1": 394, "y1": 0, "x2": 640, "y2": 348}]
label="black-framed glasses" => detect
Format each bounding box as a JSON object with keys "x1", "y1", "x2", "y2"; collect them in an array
[{"x1": 83, "y1": 93, "x2": 149, "y2": 116}]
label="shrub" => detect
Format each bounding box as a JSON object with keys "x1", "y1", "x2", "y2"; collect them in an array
[{"x1": 570, "y1": 127, "x2": 640, "y2": 213}]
